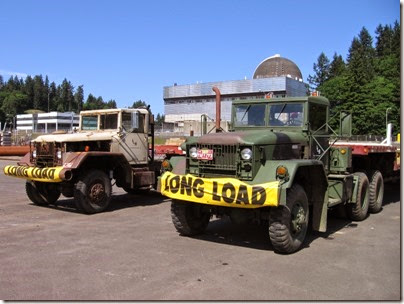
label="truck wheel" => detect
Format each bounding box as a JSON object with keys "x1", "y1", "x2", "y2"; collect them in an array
[
  {"x1": 74, "y1": 170, "x2": 111, "y2": 214},
  {"x1": 346, "y1": 172, "x2": 369, "y2": 221},
  {"x1": 368, "y1": 170, "x2": 384, "y2": 213},
  {"x1": 26, "y1": 181, "x2": 61, "y2": 206},
  {"x1": 269, "y1": 184, "x2": 309, "y2": 254},
  {"x1": 171, "y1": 200, "x2": 210, "y2": 236}
]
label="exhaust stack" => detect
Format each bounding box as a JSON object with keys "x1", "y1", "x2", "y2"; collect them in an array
[{"x1": 212, "y1": 87, "x2": 222, "y2": 132}]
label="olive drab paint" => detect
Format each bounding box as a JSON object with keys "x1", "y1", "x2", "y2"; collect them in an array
[
  {"x1": 161, "y1": 172, "x2": 279, "y2": 208},
  {"x1": 3, "y1": 165, "x2": 64, "y2": 183}
]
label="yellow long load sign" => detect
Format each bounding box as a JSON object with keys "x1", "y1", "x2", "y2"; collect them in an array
[
  {"x1": 161, "y1": 172, "x2": 279, "y2": 208},
  {"x1": 4, "y1": 165, "x2": 64, "y2": 183}
]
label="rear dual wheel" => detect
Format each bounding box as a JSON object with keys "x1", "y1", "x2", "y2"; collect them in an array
[
  {"x1": 346, "y1": 172, "x2": 369, "y2": 221},
  {"x1": 367, "y1": 170, "x2": 384, "y2": 213},
  {"x1": 335, "y1": 170, "x2": 383, "y2": 219}
]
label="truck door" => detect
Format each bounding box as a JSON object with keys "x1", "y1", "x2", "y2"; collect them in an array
[{"x1": 119, "y1": 111, "x2": 149, "y2": 165}]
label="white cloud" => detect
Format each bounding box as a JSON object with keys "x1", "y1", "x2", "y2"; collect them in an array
[{"x1": 0, "y1": 70, "x2": 28, "y2": 78}]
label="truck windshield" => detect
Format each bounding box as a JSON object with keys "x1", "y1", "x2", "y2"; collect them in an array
[
  {"x1": 269, "y1": 103, "x2": 303, "y2": 127},
  {"x1": 81, "y1": 116, "x2": 98, "y2": 130},
  {"x1": 234, "y1": 104, "x2": 266, "y2": 127},
  {"x1": 81, "y1": 113, "x2": 119, "y2": 130},
  {"x1": 100, "y1": 113, "x2": 118, "y2": 130}
]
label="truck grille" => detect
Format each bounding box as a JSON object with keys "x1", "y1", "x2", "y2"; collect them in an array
[
  {"x1": 31, "y1": 142, "x2": 62, "y2": 167},
  {"x1": 192, "y1": 144, "x2": 238, "y2": 177}
]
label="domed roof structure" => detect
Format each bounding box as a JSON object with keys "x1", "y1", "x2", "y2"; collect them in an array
[{"x1": 253, "y1": 54, "x2": 303, "y2": 80}]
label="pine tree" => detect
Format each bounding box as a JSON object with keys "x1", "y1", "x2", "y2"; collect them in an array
[
  {"x1": 391, "y1": 21, "x2": 400, "y2": 58},
  {"x1": 328, "y1": 53, "x2": 346, "y2": 78},
  {"x1": 83, "y1": 94, "x2": 98, "y2": 110},
  {"x1": 347, "y1": 27, "x2": 375, "y2": 88},
  {"x1": 33, "y1": 75, "x2": 46, "y2": 110},
  {"x1": 74, "y1": 85, "x2": 84, "y2": 112},
  {"x1": 23, "y1": 76, "x2": 35, "y2": 109},
  {"x1": 105, "y1": 99, "x2": 117, "y2": 108},
  {"x1": 307, "y1": 52, "x2": 330, "y2": 90},
  {"x1": 58, "y1": 79, "x2": 74, "y2": 112},
  {"x1": 313, "y1": 23, "x2": 399, "y2": 135},
  {"x1": 49, "y1": 82, "x2": 57, "y2": 111},
  {"x1": 375, "y1": 24, "x2": 393, "y2": 57},
  {"x1": 131, "y1": 100, "x2": 147, "y2": 108}
]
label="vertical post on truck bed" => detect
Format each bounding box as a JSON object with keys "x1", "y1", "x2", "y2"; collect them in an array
[
  {"x1": 339, "y1": 112, "x2": 352, "y2": 137},
  {"x1": 149, "y1": 113, "x2": 155, "y2": 162}
]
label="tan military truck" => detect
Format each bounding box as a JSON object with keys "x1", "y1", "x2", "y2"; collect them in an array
[{"x1": 4, "y1": 107, "x2": 161, "y2": 213}]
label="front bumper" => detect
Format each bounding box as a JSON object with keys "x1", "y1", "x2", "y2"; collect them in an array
[
  {"x1": 4, "y1": 165, "x2": 66, "y2": 183},
  {"x1": 160, "y1": 171, "x2": 280, "y2": 209}
]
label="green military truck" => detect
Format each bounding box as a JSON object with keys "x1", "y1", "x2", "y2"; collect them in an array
[
  {"x1": 4, "y1": 107, "x2": 161, "y2": 214},
  {"x1": 160, "y1": 95, "x2": 400, "y2": 253}
]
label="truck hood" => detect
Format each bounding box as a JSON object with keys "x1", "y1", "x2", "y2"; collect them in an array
[
  {"x1": 196, "y1": 130, "x2": 307, "y2": 146},
  {"x1": 32, "y1": 131, "x2": 119, "y2": 143}
]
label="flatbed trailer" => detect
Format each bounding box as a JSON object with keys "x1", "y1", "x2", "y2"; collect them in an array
[{"x1": 334, "y1": 136, "x2": 400, "y2": 183}]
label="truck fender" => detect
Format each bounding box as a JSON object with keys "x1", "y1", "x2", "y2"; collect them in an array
[
  {"x1": 278, "y1": 160, "x2": 329, "y2": 232},
  {"x1": 157, "y1": 156, "x2": 186, "y2": 192},
  {"x1": 167, "y1": 156, "x2": 186, "y2": 175},
  {"x1": 62, "y1": 151, "x2": 132, "y2": 184}
]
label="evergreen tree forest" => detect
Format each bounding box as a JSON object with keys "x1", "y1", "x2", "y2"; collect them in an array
[
  {"x1": 308, "y1": 21, "x2": 400, "y2": 135},
  {"x1": 0, "y1": 75, "x2": 118, "y2": 126}
]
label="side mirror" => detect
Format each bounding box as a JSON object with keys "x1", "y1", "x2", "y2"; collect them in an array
[{"x1": 340, "y1": 112, "x2": 352, "y2": 137}]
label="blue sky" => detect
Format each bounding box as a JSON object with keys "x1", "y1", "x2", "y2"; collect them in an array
[{"x1": 0, "y1": 0, "x2": 400, "y2": 115}]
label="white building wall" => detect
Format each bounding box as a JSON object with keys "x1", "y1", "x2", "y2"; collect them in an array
[{"x1": 16, "y1": 112, "x2": 79, "y2": 133}]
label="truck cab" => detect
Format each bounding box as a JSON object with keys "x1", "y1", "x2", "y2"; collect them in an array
[{"x1": 79, "y1": 108, "x2": 151, "y2": 165}]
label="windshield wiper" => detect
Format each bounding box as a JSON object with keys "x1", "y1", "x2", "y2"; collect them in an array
[
  {"x1": 275, "y1": 104, "x2": 287, "y2": 121},
  {"x1": 240, "y1": 105, "x2": 251, "y2": 122}
]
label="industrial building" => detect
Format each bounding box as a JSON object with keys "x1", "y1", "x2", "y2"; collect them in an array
[{"x1": 162, "y1": 54, "x2": 308, "y2": 134}]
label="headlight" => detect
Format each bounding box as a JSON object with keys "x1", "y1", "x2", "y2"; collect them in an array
[
  {"x1": 56, "y1": 149, "x2": 62, "y2": 159},
  {"x1": 32, "y1": 149, "x2": 37, "y2": 158},
  {"x1": 189, "y1": 147, "x2": 198, "y2": 159},
  {"x1": 240, "y1": 148, "x2": 252, "y2": 160}
]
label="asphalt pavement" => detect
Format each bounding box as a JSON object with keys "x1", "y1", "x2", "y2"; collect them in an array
[{"x1": 0, "y1": 158, "x2": 401, "y2": 300}]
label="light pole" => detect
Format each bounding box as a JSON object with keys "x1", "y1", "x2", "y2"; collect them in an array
[{"x1": 386, "y1": 107, "x2": 392, "y2": 129}]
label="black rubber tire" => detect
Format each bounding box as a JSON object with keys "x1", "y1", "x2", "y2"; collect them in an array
[
  {"x1": 367, "y1": 170, "x2": 384, "y2": 213},
  {"x1": 171, "y1": 200, "x2": 210, "y2": 236},
  {"x1": 346, "y1": 172, "x2": 369, "y2": 221},
  {"x1": 74, "y1": 170, "x2": 111, "y2": 214},
  {"x1": 268, "y1": 184, "x2": 309, "y2": 254},
  {"x1": 61, "y1": 185, "x2": 74, "y2": 198},
  {"x1": 26, "y1": 181, "x2": 61, "y2": 206}
]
